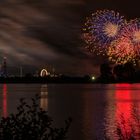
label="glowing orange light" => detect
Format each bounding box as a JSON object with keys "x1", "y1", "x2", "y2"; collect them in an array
[{"x1": 40, "y1": 69, "x2": 49, "y2": 77}]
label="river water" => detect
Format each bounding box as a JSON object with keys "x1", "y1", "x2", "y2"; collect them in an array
[{"x1": 0, "y1": 84, "x2": 140, "y2": 140}]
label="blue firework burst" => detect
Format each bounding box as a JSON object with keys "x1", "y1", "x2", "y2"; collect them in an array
[{"x1": 85, "y1": 10, "x2": 126, "y2": 47}]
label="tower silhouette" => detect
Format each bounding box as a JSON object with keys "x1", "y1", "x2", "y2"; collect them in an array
[{"x1": 2, "y1": 57, "x2": 7, "y2": 77}]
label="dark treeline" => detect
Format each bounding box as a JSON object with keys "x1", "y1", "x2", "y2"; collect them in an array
[{"x1": 97, "y1": 62, "x2": 140, "y2": 83}]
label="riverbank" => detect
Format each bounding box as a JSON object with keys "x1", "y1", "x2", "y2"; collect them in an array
[{"x1": 0, "y1": 76, "x2": 139, "y2": 83}]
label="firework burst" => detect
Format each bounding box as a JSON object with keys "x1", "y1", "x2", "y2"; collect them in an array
[
  {"x1": 120, "y1": 19, "x2": 140, "y2": 58},
  {"x1": 107, "y1": 37, "x2": 136, "y2": 64},
  {"x1": 83, "y1": 10, "x2": 126, "y2": 55}
]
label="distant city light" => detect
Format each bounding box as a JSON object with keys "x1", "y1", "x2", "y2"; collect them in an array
[{"x1": 91, "y1": 76, "x2": 95, "y2": 80}]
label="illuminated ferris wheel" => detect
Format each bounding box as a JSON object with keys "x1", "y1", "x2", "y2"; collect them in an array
[{"x1": 40, "y1": 69, "x2": 49, "y2": 77}]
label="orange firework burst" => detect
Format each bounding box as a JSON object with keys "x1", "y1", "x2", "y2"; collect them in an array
[
  {"x1": 120, "y1": 19, "x2": 140, "y2": 59},
  {"x1": 107, "y1": 37, "x2": 136, "y2": 64}
]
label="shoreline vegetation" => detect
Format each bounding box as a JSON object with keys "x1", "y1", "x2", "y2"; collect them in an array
[{"x1": 0, "y1": 95, "x2": 72, "y2": 140}]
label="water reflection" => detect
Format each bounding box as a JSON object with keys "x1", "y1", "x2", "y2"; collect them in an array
[
  {"x1": 40, "y1": 84, "x2": 48, "y2": 111},
  {"x1": 1, "y1": 84, "x2": 48, "y2": 117},
  {"x1": 1, "y1": 84, "x2": 140, "y2": 140},
  {"x1": 3, "y1": 84, "x2": 7, "y2": 118},
  {"x1": 115, "y1": 84, "x2": 132, "y2": 139},
  {"x1": 106, "y1": 84, "x2": 140, "y2": 139},
  {"x1": 82, "y1": 84, "x2": 107, "y2": 140}
]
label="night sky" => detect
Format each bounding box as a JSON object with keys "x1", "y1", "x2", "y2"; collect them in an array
[{"x1": 0, "y1": 0, "x2": 140, "y2": 76}]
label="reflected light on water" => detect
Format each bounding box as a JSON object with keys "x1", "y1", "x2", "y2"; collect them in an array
[
  {"x1": 3, "y1": 84, "x2": 7, "y2": 118},
  {"x1": 115, "y1": 84, "x2": 132, "y2": 138},
  {"x1": 40, "y1": 85, "x2": 48, "y2": 111},
  {"x1": 106, "y1": 84, "x2": 140, "y2": 139},
  {"x1": 1, "y1": 84, "x2": 140, "y2": 140}
]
